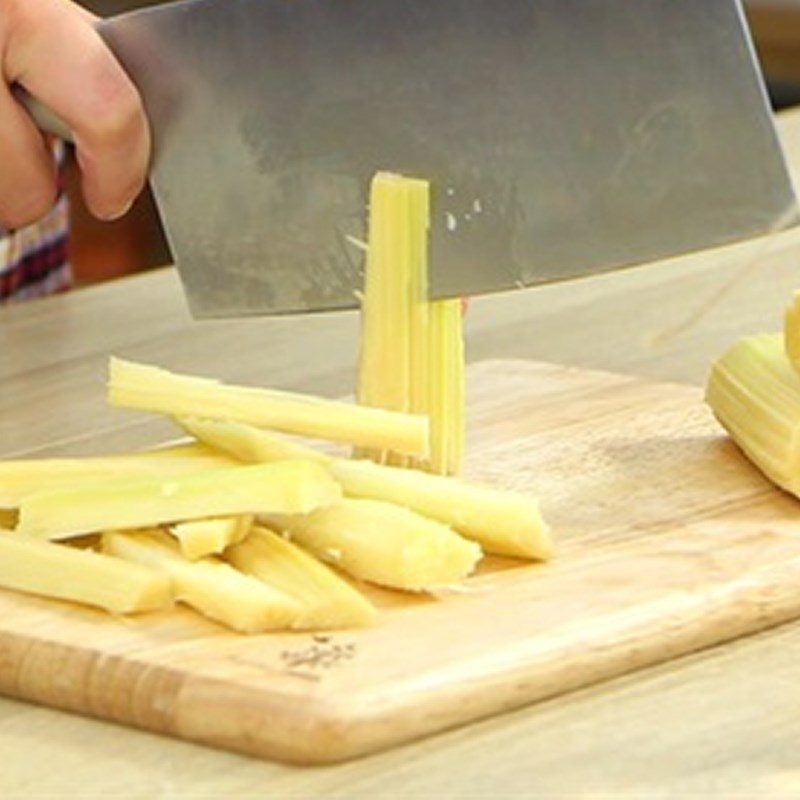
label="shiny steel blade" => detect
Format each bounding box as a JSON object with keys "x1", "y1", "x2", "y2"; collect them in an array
[{"x1": 99, "y1": 0, "x2": 797, "y2": 318}]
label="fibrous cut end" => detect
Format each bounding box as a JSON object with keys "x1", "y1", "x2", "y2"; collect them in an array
[
  {"x1": 168, "y1": 515, "x2": 253, "y2": 560},
  {"x1": 705, "y1": 333, "x2": 800, "y2": 494}
]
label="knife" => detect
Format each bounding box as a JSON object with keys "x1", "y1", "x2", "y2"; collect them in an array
[{"x1": 19, "y1": 0, "x2": 799, "y2": 318}]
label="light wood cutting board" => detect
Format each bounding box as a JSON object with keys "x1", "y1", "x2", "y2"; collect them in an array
[{"x1": 3, "y1": 359, "x2": 800, "y2": 765}]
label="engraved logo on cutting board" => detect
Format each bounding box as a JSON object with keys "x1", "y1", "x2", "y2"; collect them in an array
[{"x1": 279, "y1": 635, "x2": 357, "y2": 682}]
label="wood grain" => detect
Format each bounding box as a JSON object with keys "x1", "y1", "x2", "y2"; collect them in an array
[{"x1": 3, "y1": 359, "x2": 800, "y2": 764}]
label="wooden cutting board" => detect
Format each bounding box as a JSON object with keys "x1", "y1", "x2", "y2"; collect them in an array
[{"x1": 3, "y1": 359, "x2": 800, "y2": 765}]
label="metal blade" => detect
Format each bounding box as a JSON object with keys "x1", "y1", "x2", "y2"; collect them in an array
[{"x1": 99, "y1": 0, "x2": 797, "y2": 318}]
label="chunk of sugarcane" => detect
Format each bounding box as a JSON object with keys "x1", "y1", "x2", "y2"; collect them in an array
[
  {"x1": 180, "y1": 417, "x2": 552, "y2": 559},
  {"x1": 0, "y1": 534, "x2": 171, "y2": 613},
  {"x1": 17, "y1": 461, "x2": 340, "y2": 540},
  {"x1": 168, "y1": 515, "x2": 253, "y2": 560},
  {"x1": 263, "y1": 498, "x2": 482, "y2": 592},
  {"x1": 0, "y1": 443, "x2": 236, "y2": 508},
  {"x1": 102, "y1": 530, "x2": 301, "y2": 633},
  {"x1": 356, "y1": 172, "x2": 464, "y2": 475},
  {"x1": 705, "y1": 333, "x2": 800, "y2": 494},
  {"x1": 108, "y1": 357, "x2": 429, "y2": 457},
  {"x1": 226, "y1": 526, "x2": 377, "y2": 629}
]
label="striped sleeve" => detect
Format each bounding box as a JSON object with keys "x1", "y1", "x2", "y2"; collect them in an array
[{"x1": 0, "y1": 143, "x2": 72, "y2": 305}]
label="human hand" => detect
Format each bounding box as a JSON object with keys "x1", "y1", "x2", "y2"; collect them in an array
[{"x1": 0, "y1": 0, "x2": 150, "y2": 228}]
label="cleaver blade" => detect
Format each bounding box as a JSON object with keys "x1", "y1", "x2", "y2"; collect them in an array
[{"x1": 92, "y1": 0, "x2": 798, "y2": 318}]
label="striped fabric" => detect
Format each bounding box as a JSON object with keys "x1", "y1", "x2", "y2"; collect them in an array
[{"x1": 0, "y1": 143, "x2": 72, "y2": 305}]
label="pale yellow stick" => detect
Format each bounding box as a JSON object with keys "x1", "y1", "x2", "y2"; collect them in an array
[
  {"x1": 226, "y1": 526, "x2": 377, "y2": 629},
  {"x1": 0, "y1": 534, "x2": 171, "y2": 614},
  {"x1": 168, "y1": 516, "x2": 253, "y2": 560},
  {"x1": 264, "y1": 498, "x2": 482, "y2": 592},
  {"x1": 357, "y1": 175, "x2": 414, "y2": 442},
  {"x1": 0, "y1": 443, "x2": 236, "y2": 508},
  {"x1": 179, "y1": 417, "x2": 329, "y2": 465},
  {"x1": 102, "y1": 530, "x2": 301, "y2": 633},
  {"x1": 180, "y1": 417, "x2": 334, "y2": 466},
  {"x1": 108, "y1": 357, "x2": 429, "y2": 457},
  {"x1": 355, "y1": 172, "x2": 464, "y2": 474},
  {"x1": 17, "y1": 461, "x2": 340, "y2": 540},
  {"x1": 426, "y1": 300, "x2": 465, "y2": 475},
  {"x1": 330, "y1": 458, "x2": 551, "y2": 561},
  {"x1": 181, "y1": 418, "x2": 552, "y2": 560}
]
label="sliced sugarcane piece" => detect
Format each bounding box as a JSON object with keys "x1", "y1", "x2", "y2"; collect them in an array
[
  {"x1": 183, "y1": 418, "x2": 552, "y2": 560},
  {"x1": 168, "y1": 515, "x2": 253, "y2": 560},
  {"x1": 706, "y1": 333, "x2": 800, "y2": 493},
  {"x1": 0, "y1": 534, "x2": 171, "y2": 613},
  {"x1": 426, "y1": 300, "x2": 465, "y2": 475},
  {"x1": 0, "y1": 443, "x2": 237, "y2": 508},
  {"x1": 356, "y1": 172, "x2": 464, "y2": 474},
  {"x1": 226, "y1": 525, "x2": 377, "y2": 629},
  {"x1": 17, "y1": 461, "x2": 341, "y2": 540},
  {"x1": 179, "y1": 417, "x2": 330, "y2": 466},
  {"x1": 356, "y1": 173, "x2": 420, "y2": 465},
  {"x1": 264, "y1": 498, "x2": 482, "y2": 592},
  {"x1": 102, "y1": 529, "x2": 301, "y2": 633},
  {"x1": 108, "y1": 357, "x2": 429, "y2": 457},
  {"x1": 330, "y1": 458, "x2": 552, "y2": 560}
]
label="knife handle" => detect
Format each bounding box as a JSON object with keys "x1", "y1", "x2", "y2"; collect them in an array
[{"x1": 12, "y1": 85, "x2": 74, "y2": 144}]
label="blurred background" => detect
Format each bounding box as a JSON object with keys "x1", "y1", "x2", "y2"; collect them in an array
[{"x1": 65, "y1": 0, "x2": 800, "y2": 286}]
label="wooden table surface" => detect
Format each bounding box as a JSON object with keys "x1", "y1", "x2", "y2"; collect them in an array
[{"x1": 4, "y1": 110, "x2": 800, "y2": 799}]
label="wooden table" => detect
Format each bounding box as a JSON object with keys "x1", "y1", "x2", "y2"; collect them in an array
[{"x1": 4, "y1": 110, "x2": 800, "y2": 799}]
